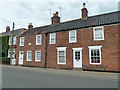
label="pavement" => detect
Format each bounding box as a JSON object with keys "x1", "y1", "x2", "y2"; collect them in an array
[{"x1": 1, "y1": 65, "x2": 119, "y2": 88}]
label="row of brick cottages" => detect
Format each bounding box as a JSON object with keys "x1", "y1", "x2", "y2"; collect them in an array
[{"x1": 15, "y1": 5, "x2": 120, "y2": 72}]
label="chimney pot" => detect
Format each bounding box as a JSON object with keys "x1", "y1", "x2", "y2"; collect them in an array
[
  {"x1": 6, "y1": 26, "x2": 10, "y2": 32},
  {"x1": 28, "y1": 22, "x2": 33, "y2": 29},
  {"x1": 83, "y1": 3, "x2": 86, "y2": 8},
  {"x1": 56, "y1": 12, "x2": 58, "y2": 16}
]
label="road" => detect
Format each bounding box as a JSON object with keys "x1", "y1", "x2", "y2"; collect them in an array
[{"x1": 1, "y1": 65, "x2": 118, "y2": 88}]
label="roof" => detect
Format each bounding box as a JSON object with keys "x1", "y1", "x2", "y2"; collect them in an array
[
  {"x1": 21, "y1": 11, "x2": 120, "y2": 36},
  {"x1": 0, "y1": 28, "x2": 26, "y2": 36}
]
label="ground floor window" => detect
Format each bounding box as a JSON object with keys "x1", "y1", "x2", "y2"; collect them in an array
[
  {"x1": 8, "y1": 48, "x2": 15, "y2": 59},
  {"x1": 27, "y1": 51, "x2": 32, "y2": 61},
  {"x1": 57, "y1": 47, "x2": 67, "y2": 64},
  {"x1": 88, "y1": 46, "x2": 102, "y2": 65},
  {"x1": 35, "y1": 51, "x2": 41, "y2": 62}
]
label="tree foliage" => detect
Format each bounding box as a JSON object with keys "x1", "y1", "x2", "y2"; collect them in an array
[{"x1": 0, "y1": 36, "x2": 9, "y2": 57}]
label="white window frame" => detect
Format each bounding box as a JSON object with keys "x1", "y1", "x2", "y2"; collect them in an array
[
  {"x1": 69, "y1": 30, "x2": 77, "y2": 43},
  {"x1": 93, "y1": 26, "x2": 104, "y2": 41},
  {"x1": 20, "y1": 37, "x2": 25, "y2": 46},
  {"x1": 49, "y1": 33, "x2": 56, "y2": 44},
  {"x1": 27, "y1": 51, "x2": 32, "y2": 61},
  {"x1": 9, "y1": 36, "x2": 16, "y2": 45},
  {"x1": 36, "y1": 34, "x2": 42, "y2": 45},
  {"x1": 13, "y1": 36, "x2": 16, "y2": 45},
  {"x1": 88, "y1": 46, "x2": 102, "y2": 65},
  {"x1": 9, "y1": 36, "x2": 12, "y2": 45},
  {"x1": 57, "y1": 47, "x2": 67, "y2": 64},
  {"x1": 35, "y1": 51, "x2": 41, "y2": 62}
]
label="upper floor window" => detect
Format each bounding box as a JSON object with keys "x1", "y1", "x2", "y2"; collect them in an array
[
  {"x1": 36, "y1": 35, "x2": 42, "y2": 45},
  {"x1": 50, "y1": 33, "x2": 56, "y2": 44},
  {"x1": 27, "y1": 51, "x2": 32, "y2": 61},
  {"x1": 9, "y1": 36, "x2": 16, "y2": 45},
  {"x1": 88, "y1": 46, "x2": 102, "y2": 65},
  {"x1": 35, "y1": 51, "x2": 41, "y2": 62},
  {"x1": 69, "y1": 30, "x2": 77, "y2": 43},
  {"x1": 20, "y1": 37, "x2": 24, "y2": 46},
  {"x1": 93, "y1": 26, "x2": 104, "y2": 41},
  {"x1": 57, "y1": 47, "x2": 67, "y2": 64}
]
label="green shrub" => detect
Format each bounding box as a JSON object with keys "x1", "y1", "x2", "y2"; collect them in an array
[
  {"x1": 2, "y1": 57, "x2": 10, "y2": 64},
  {"x1": 0, "y1": 36, "x2": 9, "y2": 57},
  {"x1": 0, "y1": 57, "x2": 2, "y2": 63}
]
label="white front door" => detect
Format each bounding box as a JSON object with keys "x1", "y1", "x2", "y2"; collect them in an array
[
  {"x1": 19, "y1": 51, "x2": 24, "y2": 65},
  {"x1": 73, "y1": 48, "x2": 83, "y2": 68}
]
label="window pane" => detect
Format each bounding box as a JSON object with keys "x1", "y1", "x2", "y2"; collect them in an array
[
  {"x1": 97, "y1": 50, "x2": 99, "y2": 56},
  {"x1": 59, "y1": 51, "x2": 65, "y2": 56},
  {"x1": 58, "y1": 50, "x2": 65, "y2": 63},
  {"x1": 37, "y1": 36, "x2": 41, "y2": 44},
  {"x1": 59, "y1": 56, "x2": 65, "y2": 63},
  {"x1": 70, "y1": 31, "x2": 76, "y2": 42},
  {"x1": 36, "y1": 52, "x2": 41, "y2": 60},
  {"x1": 95, "y1": 28, "x2": 103, "y2": 40},
  {"x1": 51, "y1": 33, "x2": 55, "y2": 38},
  {"x1": 51, "y1": 39, "x2": 55, "y2": 44},
  {"x1": 70, "y1": 31, "x2": 75, "y2": 37},
  {"x1": 20, "y1": 37, "x2": 24, "y2": 46},
  {"x1": 75, "y1": 51, "x2": 80, "y2": 60},
  {"x1": 91, "y1": 49, "x2": 100, "y2": 63},
  {"x1": 70, "y1": 37, "x2": 75, "y2": 41},
  {"x1": 28, "y1": 52, "x2": 31, "y2": 60},
  {"x1": 91, "y1": 50, "x2": 94, "y2": 56},
  {"x1": 50, "y1": 33, "x2": 56, "y2": 44}
]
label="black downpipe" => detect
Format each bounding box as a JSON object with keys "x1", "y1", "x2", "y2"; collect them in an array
[{"x1": 44, "y1": 33, "x2": 48, "y2": 68}]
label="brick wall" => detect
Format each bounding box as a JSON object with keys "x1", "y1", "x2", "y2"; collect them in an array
[
  {"x1": 16, "y1": 24, "x2": 119, "y2": 71},
  {"x1": 46, "y1": 24, "x2": 119, "y2": 71},
  {"x1": 16, "y1": 34, "x2": 46, "y2": 67}
]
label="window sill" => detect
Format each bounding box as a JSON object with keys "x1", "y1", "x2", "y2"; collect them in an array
[
  {"x1": 69, "y1": 41, "x2": 77, "y2": 43},
  {"x1": 20, "y1": 46, "x2": 24, "y2": 47},
  {"x1": 35, "y1": 60, "x2": 41, "y2": 62},
  {"x1": 94, "y1": 39, "x2": 104, "y2": 41},
  {"x1": 49, "y1": 43, "x2": 56, "y2": 44},
  {"x1": 26, "y1": 60, "x2": 32, "y2": 62},
  {"x1": 57, "y1": 63, "x2": 66, "y2": 65},
  {"x1": 90, "y1": 63, "x2": 101, "y2": 65},
  {"x1": 36, "y1": 44, "x2": 42, "y2": 45}
]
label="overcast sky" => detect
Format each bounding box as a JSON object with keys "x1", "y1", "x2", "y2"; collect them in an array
[{"x1": 0, "y1": 0, "x2": 119, "y2": 33}]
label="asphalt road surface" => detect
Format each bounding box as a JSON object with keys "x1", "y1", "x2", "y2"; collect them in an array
[{"x1": 2, "y1": 65, "x2": 118, "y2": 88}]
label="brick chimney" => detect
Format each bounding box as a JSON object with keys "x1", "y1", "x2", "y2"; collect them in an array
[
  {"x1": 28, "y1": 22, "x2": 33, "y2": 29},
  {"x1": 6, "y1": 26, "x2": 10, "y2": 32},
  {"x1": 81, "y1": 3, "x2": 88, "y2": 20},
  {"x1": 51, "y1": 12, "x2": 60, "y2": 25}
]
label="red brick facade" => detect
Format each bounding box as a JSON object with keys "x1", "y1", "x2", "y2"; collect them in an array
[{"x1": 16, "y1": 24, "x2": 119, "y2": 72}]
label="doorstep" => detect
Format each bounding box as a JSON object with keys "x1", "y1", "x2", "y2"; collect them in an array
[{"x1": 73, "y1": 68, "x2": 83, "y2": 71}]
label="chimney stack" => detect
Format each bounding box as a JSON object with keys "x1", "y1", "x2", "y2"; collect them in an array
[
  {"x1": 28, "y1": 22, "x2": 33, "y2": 29},
  {"x1": 51, "y1": 12, "x2": 60, "y2": 25},
  {"x1": 81, "y1": 3, "x2": 88, "y2": 20},
  {"x1": 6, "y1": 26, "x2": 10, "y2": 32}
]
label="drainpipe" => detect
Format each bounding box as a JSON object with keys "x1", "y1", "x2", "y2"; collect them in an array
[
  {"x1": 10, "y1": 22, "x2": 15, "y2": 64},
  {"x1": 44, "y1": 33, "x2": 48, "y2": 68}
]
